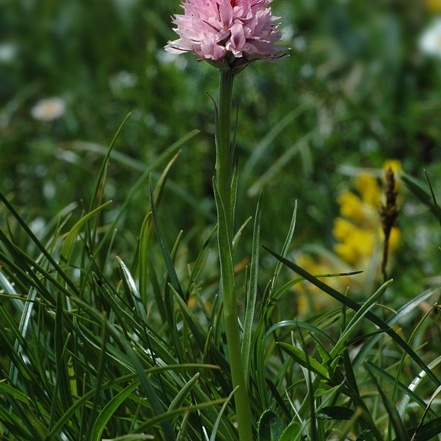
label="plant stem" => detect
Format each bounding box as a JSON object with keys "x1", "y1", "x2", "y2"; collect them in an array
[
  {"x1": 215, "y1": 67, "x2": 253, "y2": 441},
  {"x1": 216, "y1": 68, "x2": 234, "y2": 237}
]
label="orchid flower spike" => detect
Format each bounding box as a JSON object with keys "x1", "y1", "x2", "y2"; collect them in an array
[{"x1": 165, "y1": 0, "x2": 285, "y2": 71}]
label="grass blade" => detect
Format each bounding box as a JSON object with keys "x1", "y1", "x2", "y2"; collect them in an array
[
  {"x1": 150, "y1": 181, "x2": 184, "y2": 300},
  {"x1": 263, "y1": 246, "x2": 441, "y2": 387},
  {"x1": 242, "y1": 190, "x2": 262, "y2": 386},
  {"x1": 60, "y1": 200, "x2": 112, "y2": 263},
  {"x1": 90, "y1": 381, "x2": 140, "y2": 441},
  {"x1": 365, "y1": 363, "x2": 407, "y2": 441},
  {"x1": 330, "y1": 279, "x2": 392, "y2": 357}
]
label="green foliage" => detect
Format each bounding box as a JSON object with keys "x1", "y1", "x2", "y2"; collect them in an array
[
  {"x1": 2, "y1": 0, "x2": 441, "y2": 440},
  {"x1": 3, "y1": 142, "x2": 441, "y2": 438}
]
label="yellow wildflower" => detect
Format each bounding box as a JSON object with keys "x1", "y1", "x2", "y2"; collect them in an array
[
  {"x1": 383, "y1": 159, "x2": 402, "y2": 174},
  {"x1": 293, "y1": 160, "x2": 402, "y2": 318},
  {"x1": 333, "y1": 220, "x2": 376, "y2": 266},
  {"x1": 427, "y1": 0, "x2": 441, "y2": 13},
  {"x1": 295, "y1": 252, "x2": 355, "y2": 317},
  {"x1": 337, "y1": 191, "x2": 365, "y2": 222},
  {"x1": 354, "y1": 174, "x2": 381, "y2": 207},
  {"x1": 334, "y1": 160, "x2": 402, "y2": 269}
]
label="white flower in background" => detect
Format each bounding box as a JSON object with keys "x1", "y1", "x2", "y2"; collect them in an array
[
  {"x1": 109, "y1": 70, "x2": 138, "y2": 96},
  {"x1": 30, "y1": 97, "x2": 66, "y2": 122},
  {"x1": 0, "y1": 42, "x2": 18, "y2": 64},
  {"x1": 419, "y1": 18, "x2": 441, "y2": 57}
]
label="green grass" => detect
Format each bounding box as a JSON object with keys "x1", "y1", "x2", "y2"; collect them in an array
[
  {"x1": 2, "y1": 0, "x2": 441, "y2": 439},
  {"x1": 1, "y1": 139, "x2": 441, "y2": 439}
]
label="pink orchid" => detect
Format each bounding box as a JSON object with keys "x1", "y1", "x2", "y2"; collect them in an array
[{"x1": 165, "y1": 0, "x2": 284, "y2": 65}]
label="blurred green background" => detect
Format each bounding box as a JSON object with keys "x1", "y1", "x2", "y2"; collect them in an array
[{"x1": 1, "y1": 0, "x2": 441, "y2": 304}]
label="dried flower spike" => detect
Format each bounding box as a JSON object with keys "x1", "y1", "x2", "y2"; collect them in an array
[{"x1": 380, "y1": 166, "x2": 400, "y2": 281}]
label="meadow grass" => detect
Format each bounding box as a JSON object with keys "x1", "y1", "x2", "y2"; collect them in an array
[{"x1": 2, "y1": 1, "x2": 441, "y2": 440}]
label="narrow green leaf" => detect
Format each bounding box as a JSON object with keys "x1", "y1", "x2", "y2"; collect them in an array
[
  {"x1": 87, "y1": 113, "x2": 131, "y2": 250},
  {"x1": 0, "y1": 403, "x2": 35, "y2": 440},
  {"x1": 0, "y1": 193, "x2": 80, "y2": 295},
  {"x1": 108, "y1": 436, "x2": 154, "y2": 441},
  {"x1": 247, "y1": 130, "x2": 314, "y2": 197},
  {"x1": 409, "y1": 384, "x2": 441, "y2": 441},
  {"x1": 365, "y1": 364, "x2": 407, "y2": 441},
  {"x1": 213, "y1": 176, "x2": 253, "y2": 440},
  {"x1": 354, "y1": 285, "x2": 440, "y2": 369},
  {"x1": 176, "y1": 411, "x2": 191, "y2": 441},
  {"x1": 265, "y1": 320, "x2": 336, "y2": 346},
  {"x1": 150, "y1": 181, "x2": 184, "y2": 299},
  {"x1": 242, "y1": 108, "x2": 305, "y2": 182},
  {"x1": 267, "y1": 202, "x2": 297, "y2": 296},
  {"x1": 91, "y1": 129, "x2": 199, "y2": 259},
  {"x1": 254, "y1": 202, "x2": 297, "y2": 411},
  {"x1": 0, "y1": 268, "x2": 23, "y2": 312},
  {"x1": 317, "y1": 406, "x2": 354, "y2": 420},
  {"x1": 0, "y1": 394, "x2": 46, "y2": 439},
  {"x1": 356, "y1": 429, "x2": 374, "y2": 441},
  {"x1": 168, "y1": 373, "x2": 200, "y2": 412},
  {"x1": 365, "y1": 360, "x2": 432, "y2": 415},
  {"x1": 60, "y1": 200, "x2": 112, "y2": 263},
  {"x1": 170, "y1": 285, "x2": 230, "y2": 381},
  {"x1": 212, "y1": 177, "x2": 235, "y2": 305},
  {"x1": 67, "y1": 294, "x2": 173, "y2": 439},
  {"x1": 261, "y1": 202, "x2": 298, "y2": 323},
  {"x1": 0, "y1": 382, "x2": 31, "y2": 404},
  {"x1": 132, "y1": 398, "x2": 228, "y2": 434},
  {"x1": 209, "y1": 387, "x2": 237, "y2": 441},
  {"x1": 263, "y1": 246, "x2": 440, "y2": 387},
  {"x1": 277, "y1": 341, "x2": 330, "y2": 380},
  {"x1": 138, "y1": 211, "x2": 167, "y2": 323},
  {"x1": 242, "y1": 191, "x2": 263, "y2": 386},
  {"x1": 48, "y1": 364, "x2": 217, "y2": 440},
  {"x1": 185, "y1": 224, "x2": 217, "y2": 302},
  {"x1": 9, "y1": 286, "x2": 37, "y2": 385},
  {"x1": 84, "y1": 312, "x2": 111, "y2": 441},
  {"x1": 407, "y1": 416, "x2": 441, "y2": 441},
  {"x1": 401, "y1": 173, "x2": 441, "y2": 223},
  {"x1": 258, "y1": 410, "x2": 283, "y2": 441},
  {"x1": 330, "y1": 279, "x2": 392, "y2": 357},
  {"x1": 266, "y1": 378, "x2": 292, "y2": 420},
  {"x1": 90, "y1": 381, "x2": 140, "y2": 441},
  {"x1": 49, "y1": 292, "x2": 73, "y2": 428},
  {"x1": 278, "y1": 421, "x2": 303, "y2": 441},
  {"x1": 117, "y1": 256, "x2": 146, "y2": 322},
  {"x1": 232, "y1": 216, "x2": 252, "y2": 253}
]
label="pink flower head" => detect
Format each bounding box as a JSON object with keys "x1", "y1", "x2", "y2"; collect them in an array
[{"x1": 165, "y1": 0, "x2": 284, "y2": 67}]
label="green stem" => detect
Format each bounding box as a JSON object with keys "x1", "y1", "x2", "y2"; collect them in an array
[
  {"x1": 215, "y1": 67, "x2": 253, "y2": 441},
  {"x1": 216, "y1": 68, "x2": 234, "y2": 237}
]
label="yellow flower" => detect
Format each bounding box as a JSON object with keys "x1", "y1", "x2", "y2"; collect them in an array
[
  {"x1": 295, "y1": 252, "x2": 354, "y2": 317},
  {"x1": 294, "y1": 160, "x2": 403, "y2": 318},
  {"x1": 334, "y1": 160, "x2": 402, "y2": 268},
  {"x1": 387, "y1": 227, "x2": 401, "y2": 253},
  {"x1": 333, "y1": 217, "x2": 355, "y2": 241},
  {"x1": 427, "y1": 0, "x2": 441, "y2": 13},
  {"x1": 333, "y1": 221, "x2": 376, "y2": 266},
  {"x1": 337, "y1": 191, "x2": 364, "y2": 222},
  {"x1": 354, "y1": 174, "x2": 381, "y2": 207},
  {"x1": 383, "y1": 159, "x2": 402, "y2": 174}
]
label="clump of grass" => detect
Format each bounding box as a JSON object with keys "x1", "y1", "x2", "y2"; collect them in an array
[{"x1": 1, "y1": 118, "x2": 441, "y2": 440}]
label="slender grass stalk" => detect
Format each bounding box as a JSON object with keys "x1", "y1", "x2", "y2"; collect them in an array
[{"x1": 214, "y1": 67, "x2": 253, "y2": 441}]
